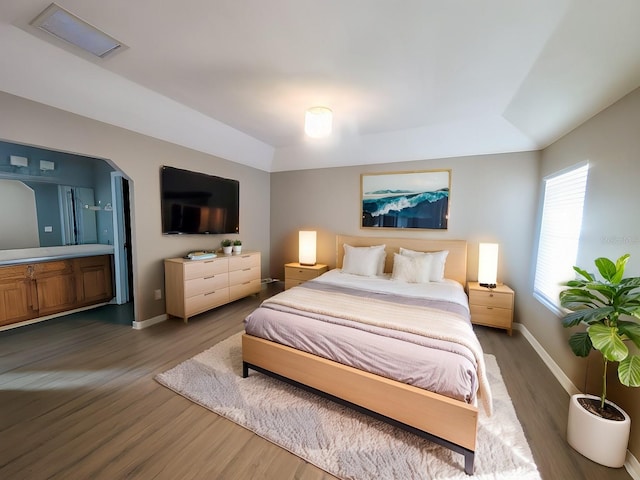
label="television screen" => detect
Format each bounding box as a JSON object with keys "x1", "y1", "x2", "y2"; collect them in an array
[{"x1": 161, "y1": 166, "x2": 239, "y2": 235}]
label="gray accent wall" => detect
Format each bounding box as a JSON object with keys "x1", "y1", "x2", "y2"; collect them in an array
[{"x1": 270, "y1": 151, "x2": 540, "y2": 308}]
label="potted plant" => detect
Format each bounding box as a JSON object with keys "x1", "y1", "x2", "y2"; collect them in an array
[
  {"x1": 221, "y1": 239, "x2": 233, "y2": 255},
  {"x1": 233, "y1": 239, "x2": 242, "y2": 253},
  {"x1": 559, "y1": 254, "x2": 640, "y2": 467}
]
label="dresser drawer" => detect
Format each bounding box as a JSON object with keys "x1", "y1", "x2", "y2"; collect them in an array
[
  {"x1": 229, "y1": 278, "x2": 261, "y2": 301},
  {"x1": 229, "y1": 253, "x2": 260, "y2": 272},
  {"x1": 470, "y1": 305, "x2": 512, "y2": 329},
  {"x1": 185, "y1": 273, "x2": 229, "y2": 297},
  {"x1": 229, "y1": 266, "x2": 259, "y2": 286},
  {"x1": 468, "y1": 289, "x2": 512, "y2": 309},
  {"x1": 185, "y1": 288, "x2": 230, "y2": 316},
  {"x1": 183, "y1": 258, "x2": 228, "y2": 280}
]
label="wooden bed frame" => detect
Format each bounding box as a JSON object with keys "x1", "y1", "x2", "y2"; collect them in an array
[{"x1": 242, "y1": 235, "x2": 477, "y2": 474}]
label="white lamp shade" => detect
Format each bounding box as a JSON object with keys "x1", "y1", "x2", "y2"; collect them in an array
[
  {"x1": 299, "y1": 231, "x2": 317, "y2": 265},
  {"x1": 478, "y1": 243, "x2": 499, "y2": 286},
  {"x1": 304, "y1": 107, "x2": 332, "y2": 138}
]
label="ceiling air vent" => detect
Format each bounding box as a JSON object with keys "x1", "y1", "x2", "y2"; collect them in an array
[{"x1": 30, "y1": 3, "x2": 124, "y2": 59}]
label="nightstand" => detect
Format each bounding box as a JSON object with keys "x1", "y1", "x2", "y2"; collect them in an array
[
  {"x1": 284, "y1": 262, "x2": 329, "y2": 290},
  {"x1": 467, "y1": 282, "x2": 514, "y2": 335}
]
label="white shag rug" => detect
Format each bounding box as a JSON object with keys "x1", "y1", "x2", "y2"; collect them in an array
[{"x1": 156, "y1": 333, "x2": 540, "y2": 480}]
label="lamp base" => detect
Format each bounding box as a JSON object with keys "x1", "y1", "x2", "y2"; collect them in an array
[
  {"x1": 300, "y1": 262, "x2": 316, "y2": 267},
  {"x1": 479, "y1": 283, "x2": 497, "y2": 289}
]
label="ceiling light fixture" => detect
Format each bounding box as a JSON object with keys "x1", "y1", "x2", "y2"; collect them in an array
[
  {"x1": 304, "y1": 107, "x2": 333, "y2": 138},
  {"x1": 31, "y1": 3, "x2": 124, "y2": 59}
]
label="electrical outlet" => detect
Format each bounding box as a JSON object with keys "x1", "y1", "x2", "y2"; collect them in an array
[{"x1": 154, "y1": 289, "x2": 162, "y2": 300}]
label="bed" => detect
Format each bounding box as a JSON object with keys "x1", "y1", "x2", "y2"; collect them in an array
[{"x1": 242, "y1": 235, "x2": 491, "y2": 474}]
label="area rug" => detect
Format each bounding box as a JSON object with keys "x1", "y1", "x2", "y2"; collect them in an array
[{"x1": 156, "y1": 333, "x2": 540, "y2": 479}]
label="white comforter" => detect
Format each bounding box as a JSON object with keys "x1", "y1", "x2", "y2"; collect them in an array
[{"x1": 314, "y1": 269, "x2": 470, "y2": 310}]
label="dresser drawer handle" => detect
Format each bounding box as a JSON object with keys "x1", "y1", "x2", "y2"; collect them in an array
[
  {"x1": 242, "y1": 281, "x2": 251, "y2": 285},
  {"x1": 205, "y1": 291, "x2": 217, "y2": 296},
  {"x1": 486, "y1": 306, "x2": 494, "y2": 310},
  {"x1": 204, "y1": 275, "x2": 216, "y2": 279},
  {"x1": 489, "y1": 293, "x2": 494, "y2": 297},
  {"x1": 242, "y1": 268, "x2": 251, "y2": 271},
  {"x1": 205, "y1": 260, "x2": 214, "y2": 263}
]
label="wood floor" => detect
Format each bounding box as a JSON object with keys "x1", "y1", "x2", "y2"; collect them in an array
[{"x1": 0, "y1": 283, "x2": 632, "y2": 480}]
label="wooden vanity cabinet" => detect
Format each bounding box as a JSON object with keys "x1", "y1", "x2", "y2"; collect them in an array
[
  {"x1": 0, "y1": 265, "x2": 36, "y2": 326},
  {"x1": 74, "y1": 255, "x2": 114, "y2": 306},
  {"x1": 0, "y1": 255, "x2": 114, "y2": 327},
  {"x1": 33, "y1": 260, "x2": 78, "y2": 316}
]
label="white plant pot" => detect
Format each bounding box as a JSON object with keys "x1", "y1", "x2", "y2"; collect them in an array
[
  {"x1": 222, "y1": 246, "x2": 233, "y2": 255},
  {"x1": 233, "y1": 245, "x2": 242, "y2": 253},
  {"x1": 567, "y1": 393, "x2": 630, "y2": 468}
]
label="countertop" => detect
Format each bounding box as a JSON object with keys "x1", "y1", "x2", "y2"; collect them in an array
[{"x1": 0, "y1": 244, "x2": 115, "y2": 266}]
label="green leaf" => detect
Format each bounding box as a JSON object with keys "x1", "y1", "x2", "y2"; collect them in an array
[
  {"x1": 595, "y1": 257, "x2": 617, "y2": 282},
  {"x1": 589, "y1": 323, "x2": 628, "y2": 362},
  {"x1": 573, "y1": 266, "x2": 594, "y2": 281},
  {"x1": 559, "y1": 289, "x2": 602, "y2": 309},
  {"x1": 618, "y1": 355, "x2": 640, "y2": 387},
  {"x1": 568, "y1": 332, "x2": 592, "y2": 357},
  {"x1": 617, "y1": 321, "x2": 640, "y2": 349},
  {"x1": 613, "y1": 254, "x2": 631, "y2": 283},
  {"x1": 561, "y1": 307, "x2": 614, "y2": 327},
  {"x1": 621, "y1": 277, "x2": 640, "y2": 288}
]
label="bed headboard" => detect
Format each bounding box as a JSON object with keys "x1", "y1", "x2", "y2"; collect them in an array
[{"x1": 336, "y1": 235, "x2": 468, "y2": 286}]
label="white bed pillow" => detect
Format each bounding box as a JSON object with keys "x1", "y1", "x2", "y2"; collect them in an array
[
  {"x1": 399, "y1": 247, "x2": 449, "y2": 282},
  {"x1": 391, "y1": 252, "x2": 433, "y2": 283},
  {"x1": 342, "y1": 244, "x2": 386, "y2": 277}
]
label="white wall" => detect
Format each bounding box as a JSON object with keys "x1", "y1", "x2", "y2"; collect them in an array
[{"x1": 529, "y1": 87, "x2": 640, "y2": 458}]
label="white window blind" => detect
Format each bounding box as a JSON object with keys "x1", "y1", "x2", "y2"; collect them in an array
[{"x1": 533, "y1": 162, "x2": 589, "y2": 314}]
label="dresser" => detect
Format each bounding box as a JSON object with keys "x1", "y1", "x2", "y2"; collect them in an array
[
  {"x1": 467, "y1": 281, "x2": 514, "y2": 335},
  {"x1": 284, "y1": 262, "x2": 329, "y2": 290},
  {"x1": 164, "y1": 251, "x2": 261, "y2": 322}
]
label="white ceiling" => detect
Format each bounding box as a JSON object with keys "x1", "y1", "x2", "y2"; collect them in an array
[{"x1": 1, "y1": 1, "x2": 639, "y2": 172}]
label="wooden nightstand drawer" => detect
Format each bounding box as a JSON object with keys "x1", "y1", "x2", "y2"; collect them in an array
[
  {"x1": 468, "y1": 289, "x2": 513, "y2": 309},
  {"x1": 470, "y1": 305, "x2": 512, "y2": 329},
  {"x1": 467, "y1": 282, "x2": 514, "y2": 335},
  {"x1": 284, "y1": 263, "x2": 329, "y2": 289},
  {"x1": 284, "y1": 279, "x2": 306, "y2": 290},
  {"x1": 285, "y1": 266, "x2": 321, "y2": 281}
]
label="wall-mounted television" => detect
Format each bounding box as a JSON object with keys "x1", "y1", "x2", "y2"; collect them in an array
[{"x1": 161, "y1": 166, "x2": 239, "y2": 235}]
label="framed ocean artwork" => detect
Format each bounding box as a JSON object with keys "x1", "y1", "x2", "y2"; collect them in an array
[{"x1": 361, "y1": 169, "x2": 450, "y2": 230}]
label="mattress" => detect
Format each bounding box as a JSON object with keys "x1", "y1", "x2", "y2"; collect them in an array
[{"x1": 244, "y1": 270, "x2": 486, "y2": 407}]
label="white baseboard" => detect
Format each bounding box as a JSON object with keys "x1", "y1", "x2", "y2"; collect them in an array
[
  {"x1": 132, "y1": 314, "x2": 167, "y2": 330},
  {"x1": 514, "y1": 322, "x2": 640, "y2": 479},
  {"x1": 626, "y1": 452, "x2": 640, "y2": 480},
  {"x1": 513, "y1": 322, "x2": 581, "y2": 396}
]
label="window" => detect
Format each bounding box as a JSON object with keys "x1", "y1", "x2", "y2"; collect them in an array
[{"x1": 533, "y1": 162, "x2": 589, "y2": 314}]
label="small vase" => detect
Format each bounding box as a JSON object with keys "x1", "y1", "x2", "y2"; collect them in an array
[
  {"x1": 222, "y1": 246, "x2": 233, "y2": 255},
  {"x1": 233, "y1": 245, "x2": 242, "y2": 253}
]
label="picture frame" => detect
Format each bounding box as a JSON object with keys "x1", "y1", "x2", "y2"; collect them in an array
[{"x1": 361, "y1": 169, "x2": 450, "y2": 230}]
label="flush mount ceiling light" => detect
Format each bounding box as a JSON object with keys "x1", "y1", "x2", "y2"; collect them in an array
[
  {"x1": 30, "y1": 3, "x2": 124, "y2": 58},
  {"x1": 304, "y1": 107, "x2": 333, "y2": 138}
]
